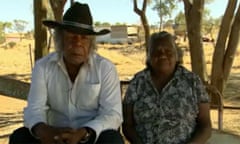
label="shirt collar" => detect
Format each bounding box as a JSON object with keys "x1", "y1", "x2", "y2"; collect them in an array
[
  {"x1": 52, "y1": 52, "x2": 100, "y2": 84},
  {"x1": 144, "y1": 65, "x2": 183, "y2": 81}
]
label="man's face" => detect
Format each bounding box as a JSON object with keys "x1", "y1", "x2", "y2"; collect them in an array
[{"x1": 63, "y1": 31, "x2": 91, "y2": 66}]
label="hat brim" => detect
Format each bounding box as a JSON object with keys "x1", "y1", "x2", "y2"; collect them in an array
[{"x1": 42, "y1": 20, "x2": 110, "y2": 35}]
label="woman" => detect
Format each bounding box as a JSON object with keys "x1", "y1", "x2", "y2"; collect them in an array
[{"x1": 123, "y1": 31, "x2": 211, "y2": 144}]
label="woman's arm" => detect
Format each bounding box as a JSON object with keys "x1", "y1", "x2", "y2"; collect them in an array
[
  {"x1": 188, "y1": 103, "x2": 212, "y2": 144},
  {"x1": 122, "y1": 104, "x2": 143, "y2": 144}
]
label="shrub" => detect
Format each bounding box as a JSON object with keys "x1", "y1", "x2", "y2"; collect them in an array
[{"x1": 8, "y1": 41, "x2": 16, "y2": 48}]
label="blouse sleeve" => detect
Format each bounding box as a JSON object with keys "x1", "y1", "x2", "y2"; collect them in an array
[
  {"x1": 123, "y1": 78, "x2": 139, "y2": 104},
  {"x1": 194, "y1": 75, "x2": 210, "y2": 103}
]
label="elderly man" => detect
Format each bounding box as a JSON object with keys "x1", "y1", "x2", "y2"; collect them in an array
[{"x1": 9, "y1": 2, "x2": 123, "y2": 144}]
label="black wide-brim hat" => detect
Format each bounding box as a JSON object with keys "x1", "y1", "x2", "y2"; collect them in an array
[{"x1": 42, "y1": 2, "x2": 110, "y2": 35}]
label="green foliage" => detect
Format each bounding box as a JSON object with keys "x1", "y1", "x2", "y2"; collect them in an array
[
  {"x1": 94, "y1": 21, "x2": 101, "y2": 26},
  {"x1": 153, "y1": 0, "x2": 177, "y2": 19},
  {"x1": 101, "y1": 22, "x2": 111, "y2": 26},
  {"x1": 174, "y1": 8, "x2": 222, "y2": 36},
  {"x1": 152, "y1": 0, "x2": 178, "y2": 29},
  {"x1": 0, "y1": 21, "x2": 12, "y2": 44},
  {"x1": 175, "y1": 11, "x2": 185, "y2": 25},
  {"x1": 94, "y1": 21, "x2": 111, "y2": 26},
  {"x1": 114, "y1": 22, "x2": 127, "y2": 26},
  {"x1": 0, "y1": 22, "x2": 12, "y2": 32},
  {"x1": 0, "y1": 36, "x2": 5, "y2": 44},
  {"x1": 13, "y1": 19, "x2": 28, "y2": 33},
  {"x1": 202, "y1": 9, "x2": 222, "y2": 35},
  {"x1": 174, "y1": 11, "x2": 186, "y2": 35}
]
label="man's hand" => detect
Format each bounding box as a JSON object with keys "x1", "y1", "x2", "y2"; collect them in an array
[
  {"x1": 59, "y1": 127, "x2": 88, "y2": 144},
  {"x1": 32, "y1": 123, "x2": 73, "y2": 144}
]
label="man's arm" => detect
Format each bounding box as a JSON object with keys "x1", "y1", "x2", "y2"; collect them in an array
[
  {"x1": 82, "y1": 62, "x2": 123, "y2": 140},
  {"x1": 24, "y1": 61, "x2": 49, "y2": 130}
]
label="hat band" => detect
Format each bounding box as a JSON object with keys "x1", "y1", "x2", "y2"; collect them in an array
[{"x1": 63, "y1": 21, "x2": 93, "y2": 30}]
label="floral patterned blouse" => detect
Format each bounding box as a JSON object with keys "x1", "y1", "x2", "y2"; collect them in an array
[{"x1": 123, "y1": 66, "x2": 209, "y2": 144}]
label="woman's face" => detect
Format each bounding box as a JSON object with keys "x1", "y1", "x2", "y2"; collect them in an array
[
  {"x1": 63, "y1": 31, "x2": 91, "y2": 66},
  {"x1": 150, "y1": 42, "x2": 177, "y2": 74}
]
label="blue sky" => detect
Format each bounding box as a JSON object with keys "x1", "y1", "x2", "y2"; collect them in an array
[{"x1": 0, "y1": 0, "x2": 230, "y2": 31}]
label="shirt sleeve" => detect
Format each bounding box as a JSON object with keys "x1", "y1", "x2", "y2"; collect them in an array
[
  {"x1": 82, "y1": 62, "x2": 123, "y2": 141},
  {"x1": 194, "y1": 75, "x2": 210, "y2": 103},
  {"x1": 24, "y1": 61, "x2": 49, "y2": 130}
]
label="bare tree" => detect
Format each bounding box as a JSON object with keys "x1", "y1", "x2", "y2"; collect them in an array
[
  {"x1": 46, "y1": 0, "x2": 67, "y2": 52},
  {"x1": 182, "y1": 0, "x2": 240, "y2": 102},
  {"x1": 211, "y1": 0, "x2": 240, "y2": 93},
  {"x1": 183, "y1": 0, "x2": 208, "y2": 82},
  {"x1": 49, "y1": 0, "x2": 67, "y2": 22},
  {"x1": 133, "y1": 0, "x2": 151, "y2": 53},
  {"x1": 153, "y1": 0, "x2": 176, "y2": 31}
]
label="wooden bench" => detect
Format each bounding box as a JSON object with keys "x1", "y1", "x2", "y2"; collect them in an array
[{"x1": 205, "y1": 83, "x2": 224, "y2": 131}]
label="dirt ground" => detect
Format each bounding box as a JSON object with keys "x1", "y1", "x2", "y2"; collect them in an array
[{"x1": 0, "y1": 39, "x2": 240, "y2": 143}]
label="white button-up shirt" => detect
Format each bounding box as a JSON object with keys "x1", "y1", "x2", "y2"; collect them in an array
[{"x1": 24, "y1": 52, "x2": 123, "y2": 139}]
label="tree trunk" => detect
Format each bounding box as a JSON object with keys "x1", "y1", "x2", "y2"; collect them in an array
[
  {"x1": 183, "y1": 0, "x2": 208, "y2": 82},
  {"x1": 133, "y1": 0, "x2": 150, "y2": 54},
  {"x1": 34, "y1": 0, "x2": 48, "y2": 61},
  {"x1": 50, "y1": 0, "x2": 67, "y2": 22},
  {"x1": 223, "y1": 3, "x2": 240, "y2": 81},
  {"x1": 70, "y1": 0, "x2": 74, "y2": 6},
  {"x1": 159, "y1": 0, "x2": 163, "y2": 31},
  {"x1": 211, "y1": 0, "x2": 237, "y2": 93}
]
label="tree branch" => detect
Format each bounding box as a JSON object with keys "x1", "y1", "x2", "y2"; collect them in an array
[
  {"x1": 223, "y1": 3, "x2": 240, "y2": 80},
  {"x1": 49, "y1": 0, "x2": 67, "y2": 21},
  {"x1": 133, "y1": 0, "x2": 142, "y2": 15}
]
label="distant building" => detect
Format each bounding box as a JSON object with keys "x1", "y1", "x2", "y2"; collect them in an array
[
  {"x1": 5, "y1": 33, "x2": 22, "y2": 43},
  {"x1": 96, "y1": 25, "x2": 140, "y2": 44}
]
